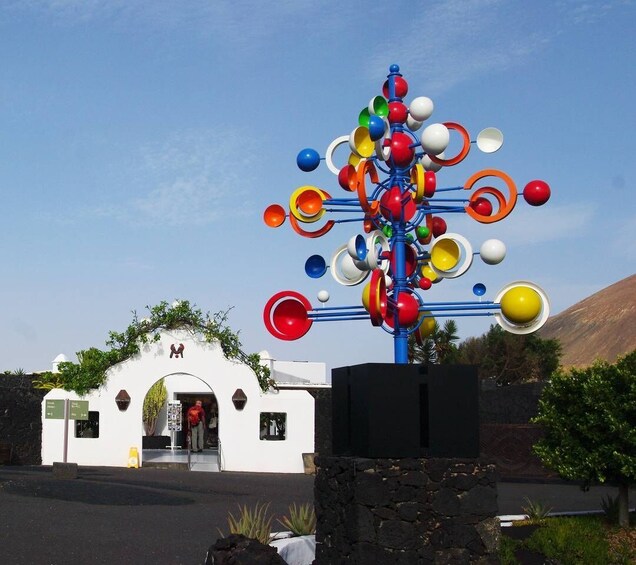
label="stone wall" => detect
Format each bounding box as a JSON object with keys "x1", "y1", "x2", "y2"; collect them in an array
[
  {"x1": 308, "y1": 388, "x2": 332, "y2": 457},
  {"x1": 314, "y1": 456, "x2": 499, "y2": 564},
  {"x1": 0, "y1": 374, "x2": 45, "y2": 465},
  {"x1": 479, "y1": 381, "x2": 546, "y2": 424}
]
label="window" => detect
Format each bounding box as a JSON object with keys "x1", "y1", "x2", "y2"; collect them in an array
[
  {"x1": 260, "y1": 412, "x2": 286, "y2": 441},
  {"x1": 75, "y1": 411, "x2": 99, "y2": 438}
]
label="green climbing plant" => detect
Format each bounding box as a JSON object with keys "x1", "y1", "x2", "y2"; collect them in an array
[
  {"x1": 33, "y1": 300, "x2": 272, "y2": 395},
  {"x1": 143, "y1": 378, "x2": 167, "y2": 436}
]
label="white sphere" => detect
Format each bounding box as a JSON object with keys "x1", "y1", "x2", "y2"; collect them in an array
[
  {"x1": 480, "y1": 239, "x2": 506, "y2": 265},
  {"x1": 420, "y1": 123, "x2": 450, "y2": 155},
  {"x1": 421, "y1": 152, "x2": 444, "y2": 172},
  {"x1": 341, "y1": 253, "x2": 364, "y2": 280},
  {"x1": 409, "y1": 96, "x2": 434, "y2": 121},
  {"x1": 406, "y1": 115, "x2": 423, "y2": 131},
  {"x1": 317, "y1": 290, "x2": 330, "y2": 303}
]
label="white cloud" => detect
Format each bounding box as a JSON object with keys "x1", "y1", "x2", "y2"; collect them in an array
[{"x1": 87, "y1": 128, "x2": 258, "y2": 227}]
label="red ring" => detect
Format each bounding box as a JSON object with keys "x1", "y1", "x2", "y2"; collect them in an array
[
  {"x1": 263, "y1": 291, "x2": 313, "y2": 341},
  {"x1": 368, "y1": 269, "x2": 387, "y2": 326}
]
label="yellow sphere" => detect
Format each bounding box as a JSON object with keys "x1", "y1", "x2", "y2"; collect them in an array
[
  {"x1": 430, "y1": 238, "x2": 460, "y2": 272},
  {"x1": 417, "y1": 312, "x2": 436, "y2": 339},
  {"x1": 420, "y1": 264, "x2": 439, "y2": 283},
  {"x1": 500, "y1": 286, "x2": 542, "y2": 325},
  {"x1": 362, "y1": 282, "x2": 371, "y2": 312}
]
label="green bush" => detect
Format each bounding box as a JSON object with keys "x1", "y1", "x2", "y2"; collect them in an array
[{"x1": 525, "y1": 516, "x2": 609, "y2": 564}]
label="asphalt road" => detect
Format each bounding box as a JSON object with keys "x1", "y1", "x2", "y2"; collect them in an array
[{"x1": 1, "y1": 466, "x2": 633, "y2": 564}]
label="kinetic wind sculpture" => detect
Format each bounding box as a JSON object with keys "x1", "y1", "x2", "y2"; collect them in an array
[{"x1": 263, "y1": 64, "x2": 551, "y2": 364}]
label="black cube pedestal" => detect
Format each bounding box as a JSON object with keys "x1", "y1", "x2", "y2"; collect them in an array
[{"x1": 332, "y1": 363, "x2": 479, "y2": 459}]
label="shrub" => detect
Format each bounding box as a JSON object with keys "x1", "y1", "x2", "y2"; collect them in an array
[
  {"x1": 277, "y1": 502, "x2": 316, "y2": 536},
  {"x1": 219, "y1": 502, "x2": 274, "y2": 545},
  {"x1": 521, "y1": 497, "x2": 552, "y2": 522},
  {"x1": 525, "y1": 516, "x2": 609, "y2": 564},
  {"x1": 602, "y1": 494, "x2": 620, "y2": 525}
]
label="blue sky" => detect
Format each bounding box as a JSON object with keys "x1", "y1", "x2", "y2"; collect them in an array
[{"x1": 0, "y1": 0, "x2": 634, "y2": 374}]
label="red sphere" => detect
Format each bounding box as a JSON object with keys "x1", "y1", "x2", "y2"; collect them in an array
[
  {"x1": 338, "y1": 164, "x2": 356, "y2": 191},
  {"x1": 382, "y1": 76, "x2": 409, "y2": 99},
  {"x1": 431, "y1": 216, "x2": 447, "y2": 237},
  {"x1": 523, "y1": 180, "x2": 551, "y2": 206},
  {"x1": 396, "y1": 292, "x2": 419, "y2": 326},
  {"x1": 388, "y1": 102, "x2": 408, "y2": 124},
  {"x1": 380, "y1": 186, "x2": 404, "y2": 220},
  {"x1": 419, "y1": 277, "x2": 432, "y2": 290},
  {"x1": 470, "y1": 196, "x2": 493, "y2": 216},
  {"x1": 389, "y1": 244, "x2": 418, "y2": 278},
  {"x1": 390, "y1": 132, "x2": 415, "y2": 168},
  {"x1": 424, "y1": 171, "x2": 436, "y2": 197}
]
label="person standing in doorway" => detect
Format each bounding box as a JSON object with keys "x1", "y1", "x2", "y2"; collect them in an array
[{"x1": 187, "y1": 400, "x2": 206, "y2": 452}]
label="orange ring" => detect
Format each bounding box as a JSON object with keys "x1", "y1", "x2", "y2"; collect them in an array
[
  {"x1": 428, "y1": 122, "x2": 471, "y2": 167},
  {"x1": 289, "y1": 214, "x2": 335, "y2": 238},
  {"x1": 356, "y1": 159, "x2": 380, "y2": 216},
  {"x1": 464, "y1": 169, "x2": 517, "y2": 223}
]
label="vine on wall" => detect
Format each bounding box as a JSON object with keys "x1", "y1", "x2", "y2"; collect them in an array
[{"x1": 33, "y1": 300, "x2": 272, "y2": 395}]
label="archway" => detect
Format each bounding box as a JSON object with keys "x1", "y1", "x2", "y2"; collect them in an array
[{"x1": 141, "y1": 373, "x2": 220, "y2": 472}]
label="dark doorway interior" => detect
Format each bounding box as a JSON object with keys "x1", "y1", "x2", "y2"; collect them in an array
[{"x1": 175, "y1": 393, "x2": 218, "y2": 449}]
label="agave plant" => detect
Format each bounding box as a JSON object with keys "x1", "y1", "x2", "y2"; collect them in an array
[
  {"x1": 521, "y1": 496, "x2": 552, "y2": 522},
  {"x1": 218, "y1": 502, "x2": 274, "y2": 545},
  {"x1": 277, "y1": 502, "x2": 316, "y2": 536}
]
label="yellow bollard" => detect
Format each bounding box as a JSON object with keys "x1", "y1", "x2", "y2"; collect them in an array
[{"x1": 127, "y1": 446, "x2": 139, "y2": 468}]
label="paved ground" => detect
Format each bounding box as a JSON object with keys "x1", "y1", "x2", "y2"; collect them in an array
[{"x1": 0, "y1": 465, "x2": 633, "y2": 564}]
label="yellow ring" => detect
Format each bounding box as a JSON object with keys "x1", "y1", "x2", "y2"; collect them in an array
[
  {"x1": 289, "y1": 185, "x2": 326, "y2": 224},
  {"x1": 410, "y1": 163, "x2": 425, "y2": 203}
]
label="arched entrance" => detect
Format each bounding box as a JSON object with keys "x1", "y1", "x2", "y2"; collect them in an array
[{"x1": 141, "y1": 373, "x2": 220, "y2": 472}]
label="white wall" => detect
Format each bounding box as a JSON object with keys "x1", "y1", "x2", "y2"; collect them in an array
[{"x1": 41, "y1": 330, "x2": 316, "y2": 473}]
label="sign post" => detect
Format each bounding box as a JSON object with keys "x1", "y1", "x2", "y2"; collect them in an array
[{"x1": 45, "y1": 399, "x2": 89, "y2": 463}]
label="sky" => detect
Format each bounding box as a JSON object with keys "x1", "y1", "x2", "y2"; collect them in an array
[{"x1": 0, "y1": 0, "x2": 634, "y2": 376}]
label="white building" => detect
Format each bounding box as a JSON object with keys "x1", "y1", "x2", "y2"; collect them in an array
[{"x1": 41, "y1": 330, "x2": 328, "y2": 473}]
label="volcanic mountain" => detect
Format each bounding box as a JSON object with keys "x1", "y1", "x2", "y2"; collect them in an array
[{"x1": 539, "y1": 274, "x2": 636, "y2": 368}]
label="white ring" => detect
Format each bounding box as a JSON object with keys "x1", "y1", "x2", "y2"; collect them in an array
[
  {"x1": 365, "y1": 230, "x2": 390, "y2": 273},
  {"x1": 428, "y1": 233, "x2": 474, "y2": 279},
  {"x1": 493, "y1": 281, "x2": 550, "y2": 335},
  {"x1": 330, "y1": 245, "x2": 370, "y2": 286},
  {"x1": 325, "y1": 135, "x2": 350, "y2": 176}
]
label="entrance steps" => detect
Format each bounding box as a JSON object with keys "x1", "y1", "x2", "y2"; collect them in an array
[{"x1": 142, "y1": 449, "x2": 220, "y2": 472}]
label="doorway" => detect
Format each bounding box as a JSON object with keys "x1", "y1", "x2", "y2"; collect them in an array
[{"x1": 175, "y1": 393, "x2": 218, "y2": 449}]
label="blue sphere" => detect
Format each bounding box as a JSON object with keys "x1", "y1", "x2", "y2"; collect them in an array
[
  {"x1": 368, "y1": 115, "x2": 386, "y2": 141},
  {"x1": 473, "y1": 283, "x2": 487, "y2": 297},
  {"x1": 305, "y1": 255, "x2": 327, "y2": 278},
  {"x1": 389, "y1": 64, "x2": 400, "y2": 73},
  {"x1": 296, "y1": 148, "x2": 321, "y2": 172}
]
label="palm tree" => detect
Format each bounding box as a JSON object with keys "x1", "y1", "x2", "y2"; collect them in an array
[
  {"x1": 433, "y1": 320, "x2": 459, "y2": 364},
  {"x1": 409, "y1": 319, "x2": 460, "y2": 364}
]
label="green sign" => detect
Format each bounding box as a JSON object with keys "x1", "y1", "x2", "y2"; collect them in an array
[
  {"x1": 44, "y1": 399, "x2": 89, "y2": 420},
  {"x1": 45, "y1": 399, "x2": 65, "y2": 419},
  {"x1": 70, "y1": 401, "x2": 89, "y2": 421}
]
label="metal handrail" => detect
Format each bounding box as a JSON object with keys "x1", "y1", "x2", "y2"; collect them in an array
[
  {"x1": 217, "y1": 438, "x2": 222, "y2": 472},
  {"x1": 186, "y1": 430, "x2": 192, "y2": 471}
]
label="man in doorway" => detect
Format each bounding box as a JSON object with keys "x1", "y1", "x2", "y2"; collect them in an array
[{"x1": 187, "y1": 400, "x2": 206, "y2": 453}]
